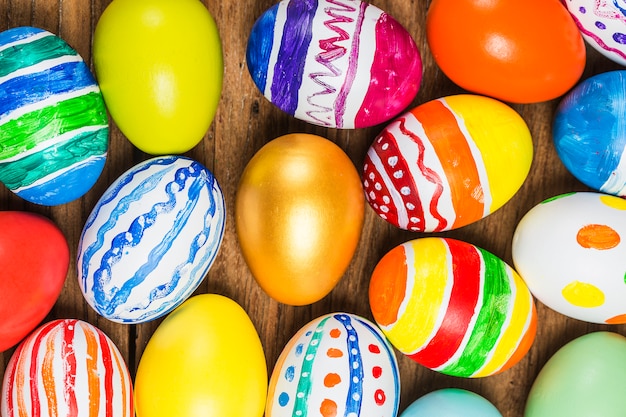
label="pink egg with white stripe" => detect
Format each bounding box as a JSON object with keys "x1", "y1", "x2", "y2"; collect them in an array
[
  {"x1": 363, "y1": 95, "x2": 533, "y2": 232},
  {"x1": 1, "y1": 319, "x2": 134, "y2": 417},
  {"x1": 246, "y1": 0, "x2": 422, "y2": 128}
]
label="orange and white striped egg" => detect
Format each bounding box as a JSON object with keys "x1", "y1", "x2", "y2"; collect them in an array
[
  {"x1": 362, "y1": 94, "x2": 533, "y2": 232},
  {"x1": 513, "y1": 192, "x2": 626, "y2": 324},
  {"x1": 369, "y1": 237, "x2": 537, "y2": 378},
  {"x1": 1, "y1": 319, "x2": 133, "y2": 417}
]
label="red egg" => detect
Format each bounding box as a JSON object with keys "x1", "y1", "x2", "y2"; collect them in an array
[
  {"x1": 0, "y1": 211, "x2": 69, "y2": 352},
  {"x1": 426, "y1": 0, "x2": 586, "y2": 103}
]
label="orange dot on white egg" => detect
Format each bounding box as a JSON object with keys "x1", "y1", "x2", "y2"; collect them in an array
[{"x1": 576, "y1": 224, "x2": 621, "y2": 250}]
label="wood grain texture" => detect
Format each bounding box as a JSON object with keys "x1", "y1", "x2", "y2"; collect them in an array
[{"x1": 1, "y1": 1, "x2": 624, "y2": 416}]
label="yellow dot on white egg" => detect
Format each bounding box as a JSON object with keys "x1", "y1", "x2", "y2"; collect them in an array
[
  {"x1": 600, "y1": 194, "x2": 626, "y2": 210},
  {"x1": 561, "y1": 281, "x2": 605, "y2": 308}
]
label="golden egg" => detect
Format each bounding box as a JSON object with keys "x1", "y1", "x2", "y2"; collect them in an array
[{"x1": 235, "y1": 133, "x2": 365, "y2": 305}]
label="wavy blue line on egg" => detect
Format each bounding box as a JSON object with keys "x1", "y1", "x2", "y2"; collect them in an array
[
  {"x1": 106, "y1": 172, "x2": 223, "y2": 321},
  {"x1": 246, "y1": 2, "x2": 278, "y2": 93},
  {"x1": 335, "y1": 314, "x2": 363, "y2": 417},
  {"x1": 355, "y1": 316, "x2": 400, "y2": 414},
  {"x1": 0, "y1": 26, "x2": 45, "y2": 47},
  {"x1": 270, "y1": 0, "x2": 317, "y2": 115},
  {"x1": 0, "y1": 60, "x2": 97, "y2": 118},
  {"x1": 87, "y1": 163, "x2": 188, "y2": 306},
  {"x1": 79, "y1": 158, "x2": 179, "y2": 289}
]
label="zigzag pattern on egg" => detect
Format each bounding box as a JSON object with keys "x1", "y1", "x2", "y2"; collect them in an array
[{"x1": 0, "y1": 27, "x2": 108, "y2": 206}]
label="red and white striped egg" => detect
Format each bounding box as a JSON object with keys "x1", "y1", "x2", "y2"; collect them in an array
[
  {"x1": 1, "y1": 319, "x2": 133, "y2": 417},
  {"x1": 362, "y1": 94, "x2": 533, "y2": 232},
  {"x1": 266, "y1": 313, "x2": 400, "y2": 417}
]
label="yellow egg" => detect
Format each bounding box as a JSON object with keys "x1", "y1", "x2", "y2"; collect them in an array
[
  {"x1": 235, "y1": 133, "x2": 365, "y2": 306},
  {"x1": 134, "y1": 294, "x2": 268, "y2": 417},
  {"x1": 93, "y1": 0, "x2": 223, "y2": 155}
]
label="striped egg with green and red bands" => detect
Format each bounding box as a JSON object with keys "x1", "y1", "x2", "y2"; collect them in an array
[
  {"x1": 362, "y1": 94, "x2": 533, "y2": 232},
  {"x1": 1, "y1": 319, "x2": 134, "y2": 417},
  {"x1": 369, "y1": 237, "x2": 537, "y2": 378}
]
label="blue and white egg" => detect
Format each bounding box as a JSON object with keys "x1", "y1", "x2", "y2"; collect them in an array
[
  {"x1": 77, "y1": 156, "x2": 226, "y2": 323},
  {"x1": 0, "y1": 26, "x2": 108, "y2": 206},
  {"x1": 553, "y1": 70, "x2": 626, "y2": 197},
  {"x1": 266, "y1": 313, "x2": 400, "y2": 417}
]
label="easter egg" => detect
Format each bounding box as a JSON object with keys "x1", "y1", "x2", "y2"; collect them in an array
[
  {"x1": 525, "y1": 331, "x2": 626, "y2": 417},
  {"x1": 0, "y1": 211, "x2": 69, "y2": 352},
  {"x1": 426, "y1": 0, "x2": 586, "y2": 103},
  {"x1": 266, "y1": 313, "x2": 399, "y2": 417},
  {"x1": 363, "y1": 94, "x2": 533, "y2": 232},
  {"x1": 77, "y1": 155, "x2": 226, "y2": 323},
  {"x1": 562, "y1": 0, "x2": 626, "y2": 66},
  {"x1": 134, "y1": 294, "x2": 267, "y2": 417},
  {"x1": 0, "y1": 26, "x2": 108, "y2": 205},
  {"x1": 246, "y1": 0, "x2": 422, "y2": 129},
  {"x1": 235, "y1": 133, "x2": 364, "y2": 305},
  {"x1": 401, "y1": 388, "x2": 503, "y2": 417},
  {"x1": 553, "y1": 70, "x2": 626, "y2": 197},
  {"x1": 512, "y1": 192, "x2": 626, "y2": 324},
  {"x1": 93, "y1": 0, "x2": 223, "y2": 154},
  {"x1": 1, "y1": 319, "x2": 134, "y2": 417},
  {"x1": 369, "y1": 237, "x2": 537, "y2": 378}
]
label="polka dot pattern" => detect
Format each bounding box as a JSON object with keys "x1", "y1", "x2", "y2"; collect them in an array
[{"x1": 266, "y1": 313, "x2": 399, "y2": 417}]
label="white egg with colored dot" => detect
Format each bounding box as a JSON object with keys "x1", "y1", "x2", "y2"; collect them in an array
[{"x1": 512, "y1": 192, "x2": 626, "y2": 324}]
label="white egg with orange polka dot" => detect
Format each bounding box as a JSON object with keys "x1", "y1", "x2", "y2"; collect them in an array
[{"x1": 512, "y1": 192, "x2": 626, "y2": 324}]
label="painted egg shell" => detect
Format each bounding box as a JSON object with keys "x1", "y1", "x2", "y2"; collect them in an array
[
  {"x1": 553, "y1": 70, "x2": 626, "y2": 197},
  {"x1": 401, "y1": 388, "x2": 503, "y2": 417},
  {"x1": 426, "y1": 0, "x2": 586, "y2": 103},
  {"x1": 563, "y1": 0, "x2": 626, "y2": 66},
  {"x1": 0, "y1": 211, "x2": 69, "y2": 352},
  {"x1": 1, "y1": 319, "x2": 134, "y2": 417},
  {"x1": 246, "y1": 0, "x2": 422, "y2": 129},
  {"x1": 77, "y1": 155, "x2": 226, "y2": 323},
  {"x1": 512, "y1": 192, "x2": 626, "y2": 324},
  {"x1": 93, "y1": 0, "x2": 223, "y2": 155},
  {"x1": 266, "y1": 313, "x2": 400, "y2": 417},
  {"x1": 235, "y1": 133, "x2": 364, "y2": 306},
  {"x1": 0, "y1": 26, "x2": 108, "y2": 206},
  {"x1": 525, "y1": 331, "x2": 626, "y2": 417},
  {"x1": 363, "y1": 94, "x2": 533, "y2": 232},
  {"x1": 135, "y1": 294, "x2": 268, "y2": 417},
  {"x1": 369, "y1": 237, "x2": 537, "y2": 378}
]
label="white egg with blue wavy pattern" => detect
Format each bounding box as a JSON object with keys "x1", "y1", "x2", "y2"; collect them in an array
[{"x1": 77, "y1": 155, "x2": 226, "y2": 323}]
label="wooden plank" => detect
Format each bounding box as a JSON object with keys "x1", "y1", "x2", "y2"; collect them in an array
[{"x1": 1, "y1": 1, "x2": 625, "y2": 416}]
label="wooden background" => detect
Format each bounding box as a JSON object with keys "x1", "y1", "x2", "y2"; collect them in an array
[{"x1": 1, "y1": 1, "x2": 624, "y2": 416}]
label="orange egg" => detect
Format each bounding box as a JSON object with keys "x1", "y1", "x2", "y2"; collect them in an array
[
  {"x1": 235, "y1": 133, "x2": 365, "y2": 306},
  {"x1": 426, "y1": 0, "x2": 586, "y2": 103}
]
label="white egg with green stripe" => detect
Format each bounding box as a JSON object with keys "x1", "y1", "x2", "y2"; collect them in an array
[{"x1": 0, "y1": 26, "x2": 108, "y2": 206}]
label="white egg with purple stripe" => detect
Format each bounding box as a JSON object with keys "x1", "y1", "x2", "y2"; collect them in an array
[
  {"x1": 266, "y1": 313, "x2": 399, "y2": 417},
  {"x1": 77, "y1": 156, "x2": 226, "y2": 323}
]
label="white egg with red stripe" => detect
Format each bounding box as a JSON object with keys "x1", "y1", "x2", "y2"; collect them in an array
[{"x1": 1, "y1": 319, "x2": 134, "y2": 417}]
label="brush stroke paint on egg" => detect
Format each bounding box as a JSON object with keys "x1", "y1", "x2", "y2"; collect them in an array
[
  {"x1": 553, "y1": 70, "x2": 626, "y2": 197},
  {"x1": 363, "y1": 94, "x2": 533, "y2": 232},
  {"x1": 1, "y1": 319, "x2": 134, "y2": 417},
  {"x1": 77, "y1": 156, "x2": 226, "y2": 323},
  {"x1": 246, "y1": 0, "x2": 422, "y2": 129},
  {"x1": 266, "y1": 313, "x2": 400, "y2": 417},
  {"x1": 0, "y1": 26, "x2": 108, "y2": 206},
  {"x1": 369, "y1": 237, "x2": 537, "y2": 378}
]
